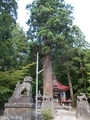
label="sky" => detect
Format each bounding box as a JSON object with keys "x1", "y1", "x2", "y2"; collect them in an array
[{"x1": 17, "y1": 0, "x2": 90, "y2": 43}]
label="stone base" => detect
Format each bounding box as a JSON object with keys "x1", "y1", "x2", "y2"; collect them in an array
[
  {"x1": 7, "y1": 96, "x2": 33, "y2": 103},
  {"x1": 4, "y1": 96, "x2": 35, "y2": 120},
  {"x1": 4, "y1": 107, "x2": 34, "y2": 120},
  {"x1": 41, "y1": 100, "x2": 55, "y2": 118},
  {"x1": 76, "y1": 100, "x2": 90, "y2": 119}
]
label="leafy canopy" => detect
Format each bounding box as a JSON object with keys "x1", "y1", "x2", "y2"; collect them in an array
[{"x1": 26, "y1": 0, "x2": 74, "y2": 55}]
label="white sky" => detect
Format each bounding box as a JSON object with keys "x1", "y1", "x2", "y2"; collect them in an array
[{"x1": 17, "y1": 0, "x2": 90, "y2": 43}]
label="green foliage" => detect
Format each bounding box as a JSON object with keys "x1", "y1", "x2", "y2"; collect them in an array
[
  {"x1": 42, "y1": 46, "x2": 51, "y2": 54},
  {"x1": 52, "y1": 24, "x2": 90, "y2": 100},
  {"x1": 11, "y1": 23, "x2": 28, "y2": 68},
  {"x1": 0, "y1": 23, "x2": 28, "y2": 71},
  {"x1": 0, "y1": 0, "x2": 17, "y2": 41},
  {"x1": 0, "y1": 0, "x2": 18, "y2": 71},
  {"x1": 41, "y1": 109, "x2": 53, "y2": 120},
  {"x1": 0, "y1": 62, "x2": 36, "y2": 106},
  {"x1": 0, "y1": 86, "x2": 12, "y2": 95},
  {"x1": 26, "y1": 0, "x2": 73, "y2": 55},
  {"x1": 0, "y1": 0, "x2": 90, "y2": 107},
  {"x1": 26, "y1": 0, "x2": 90, "y2": 101}
]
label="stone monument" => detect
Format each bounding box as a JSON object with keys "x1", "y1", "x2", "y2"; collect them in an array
[
  {"x1": 76, "y1": 93, "x2": 90, "y2": 120},
  {"x1": 4, "y1": 76, "x2": 35, "y2": 120}
]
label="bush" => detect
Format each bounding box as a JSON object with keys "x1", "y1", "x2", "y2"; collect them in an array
[{"x1": 41, "y1": 109, "x2": 53, "y2": 120}]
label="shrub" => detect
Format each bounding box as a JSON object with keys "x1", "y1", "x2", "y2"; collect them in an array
[{"x1": 41, "y1": 109, "x2": 53, "y2": 120}]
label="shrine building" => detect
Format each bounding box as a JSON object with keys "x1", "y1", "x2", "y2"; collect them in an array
[{"x1": 52, "y1": 76, "x2": 70, "y2": 105}]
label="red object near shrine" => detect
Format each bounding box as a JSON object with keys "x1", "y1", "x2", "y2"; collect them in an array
[
  {"x1": 52, "y1": 76, "x2": 70, "y2": 91},
  {"x1": 40, "y1": 76, "x2": 70, "y2": 91}
]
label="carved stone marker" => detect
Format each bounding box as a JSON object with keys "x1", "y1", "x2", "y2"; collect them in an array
[
  {"x1": 76, "y1": 93, "x2": 90, "y2": 120},
  {"x1": 4, "y1": 76, "x2": 35, "y2": 120}
]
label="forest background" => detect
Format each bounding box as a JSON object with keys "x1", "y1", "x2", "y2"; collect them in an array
[{"x1": 0, "y1": 0, "x2": 90, "y2": 106}]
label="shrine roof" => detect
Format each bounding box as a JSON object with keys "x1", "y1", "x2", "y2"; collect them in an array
[{"x1": 52, "y1": 76, "x2": 70, "y2": 91}]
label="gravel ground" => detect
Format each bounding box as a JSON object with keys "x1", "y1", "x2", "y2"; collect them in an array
[{"x1": 55, "y1": 109, "x2": 76, "y2": 116}]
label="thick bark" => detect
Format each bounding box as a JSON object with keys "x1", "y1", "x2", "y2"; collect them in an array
[
  {"x1": 66, "y1": 67, "x2": 75, "y2": 106},
  {"x1": 43, "y1": 54, "x2": 53, "y2": 97}
]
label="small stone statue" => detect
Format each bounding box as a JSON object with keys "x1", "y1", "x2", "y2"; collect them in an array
[
  {"x1": 43, "y1": 93, "x2": 52, "y2": 101},
  {"x1": 12, "y1": 76, "x2": 32, "y2": 98},
  {"x1": 77, "y1": 93, "x2": 87, "y2": 101}
]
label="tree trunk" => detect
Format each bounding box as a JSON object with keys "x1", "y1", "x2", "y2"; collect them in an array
[
  {"x1": 66, "y1": 67, "x2": 75, "y2": 106},
  {"x1": 43, "y1": 54, "x2": 53, "y2": 98},
  {"x1": 79, "y1": 57, "x2": 86, "y2": 89}
]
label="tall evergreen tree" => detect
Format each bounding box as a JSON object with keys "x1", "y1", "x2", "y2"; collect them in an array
[
  {"x1": 53, "y1": 25, "x2": 90, "y2": 105},
  {"x1": 26, "y1": 0, "x2": 74, "y2": 97},
  {"x1": 0, "y1": 0, "x2": 18, "y2": 71},
  {"x1": 11, "y1": 23, "x2": 28, "y2": 69}
]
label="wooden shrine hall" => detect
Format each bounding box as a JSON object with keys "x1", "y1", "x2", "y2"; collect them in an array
[{"x1": 52, "y1": 76, "x2": 71, "y2": 105}]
